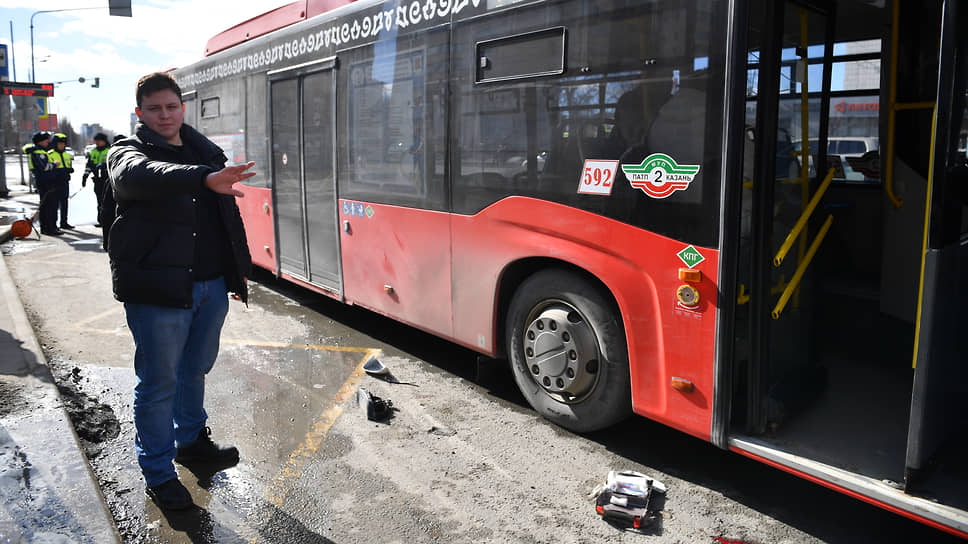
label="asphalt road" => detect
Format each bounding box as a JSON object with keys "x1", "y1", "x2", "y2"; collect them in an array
[{"x1": 1, "y1": 166, "x2": 962, "y2": 543}]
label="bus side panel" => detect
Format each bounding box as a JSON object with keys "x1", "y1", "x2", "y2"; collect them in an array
[
  {"x1": 236, "y1": 185, "x2": 276, "y2": 273},
  {"x1": 451, "y1": 197, "x2": 719, "y2": 441},
  {"x1": 339, "y1": 201, "x2": 453, "y2": 338}
]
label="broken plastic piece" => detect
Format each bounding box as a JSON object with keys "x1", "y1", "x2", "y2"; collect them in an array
[
  {"x1": 362, "y1": 356, "x2": 417, "y2": 386},
  {"x1": 594, "y1": 470, "x2": 666, "y2": 529},
  {"x1": 363, "y1": 356, "x2": 389, "y2": 375},
  {"x1": 356, "y1": 387, "x2": 394, "y2": 422}
]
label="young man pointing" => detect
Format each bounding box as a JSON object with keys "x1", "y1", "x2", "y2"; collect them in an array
[{"x1": 106, "y1": 72, "x2": 256, "y2": 510}]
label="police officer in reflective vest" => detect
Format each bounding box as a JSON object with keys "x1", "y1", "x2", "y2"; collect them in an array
[
  {"x1": 84, "y1": 132, "x2": 111, "y2": 226},
  {"x1": 23, "y1": 131, "x2": 62, "y2": 235},
  {"x1": 47, "y1": 132, "x2": 75, "y2": 230},
  {"x1": 22, "y1": 131, "x2": 50, "y2": 195}
]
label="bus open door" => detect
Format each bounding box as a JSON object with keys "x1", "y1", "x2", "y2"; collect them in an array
[{"x1": 729, "y1": 0, "x2": 968, "y2": 536}]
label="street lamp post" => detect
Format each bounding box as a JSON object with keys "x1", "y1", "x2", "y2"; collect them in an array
[
  {"x1": 31, "y1": 8, "x2": 97, "y2": 83},
  {"x1": 30, "y1": 2, "x2": 132, "y2": 83}
]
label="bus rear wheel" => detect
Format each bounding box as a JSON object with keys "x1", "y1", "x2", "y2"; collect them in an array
[{"x1": 506, "y1": 269, "x2": 631, "y2": 432}]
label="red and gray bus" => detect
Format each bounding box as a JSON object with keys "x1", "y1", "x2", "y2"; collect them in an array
[{"x1": 172, "y1": 0, "x2": 968, "y2": 536}]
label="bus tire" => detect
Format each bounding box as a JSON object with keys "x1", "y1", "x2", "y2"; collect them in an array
[{"x1": 506, "y1": 268, "x2": 631, "y2": 433}]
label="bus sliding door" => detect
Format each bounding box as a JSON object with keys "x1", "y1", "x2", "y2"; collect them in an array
[
  {"x1": 741, "y1": 0, "x2": 836, "y2": 439},
  {"x1": 905, "y1": 0, "x2": 968, "y2": 503},
  {"x1": 268, "y1": 58, "x2": 342, "y2": 293}
]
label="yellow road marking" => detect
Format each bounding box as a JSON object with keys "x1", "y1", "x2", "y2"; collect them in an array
[
  {"x1": 221, "y1": 339, "x2": 371, "y2": 353},
  {"x1": 69, "y1": 322, "x2": 374, "y2": 356},
  {"x1": 41, "y1": 251, "x2": 76, "y2": 260},
  {"x1": 14, "y1": 259, "x2": 90, "y2": 265},
  {"x1": 71, "y1": 308, "x2": 119, "y2": 329},
  {"x1": 259, "y1": 348, "x2": 378, "y2": 533}
]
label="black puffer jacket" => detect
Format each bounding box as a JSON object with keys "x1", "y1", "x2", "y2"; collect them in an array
[{"x1": 105, "y1": 122, "x2": 251, "y2": 308}]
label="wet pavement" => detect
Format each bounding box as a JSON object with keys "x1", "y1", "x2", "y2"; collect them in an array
[
  {"x1": 0, "y1": 163, "x2": 118, "y2": 543},
  {"x1": 1, "y1": 158, "x2": 964, "y2": 543}
]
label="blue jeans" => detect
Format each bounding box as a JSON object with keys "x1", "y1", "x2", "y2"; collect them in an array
[{"x1": 124, "y1": 277, "x2": 229, "y2": 487}]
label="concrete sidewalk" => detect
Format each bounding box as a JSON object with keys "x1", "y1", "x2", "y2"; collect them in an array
[{"x1": 0, "y1": 176, "x2": 120, "y2": 543}]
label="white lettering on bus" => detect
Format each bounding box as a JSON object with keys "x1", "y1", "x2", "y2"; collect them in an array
[
  {"x1": 373, "y1": 11, "x2": 384, "y2": 35},
  {"x1": 424, "y1": 0, "x2": 437, "y2": 20},
  {"x1": 410, "y1": 1, "x2": 422, "y2": 24},
  {"x1": 383, "y1": 9, "x2": 394, "y2": 31},
  {"x1": 177, "y1": 0, "x2": 484, "y2": 88}
]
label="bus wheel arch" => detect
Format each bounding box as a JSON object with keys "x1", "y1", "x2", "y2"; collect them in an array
[{"x1": 503, "y1": 265, "x2": 632, "y2": 432}]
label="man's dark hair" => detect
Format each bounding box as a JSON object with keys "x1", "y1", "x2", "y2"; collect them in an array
[{"x1": 136, "y1": 72, "x2": 182, "y2": 108}]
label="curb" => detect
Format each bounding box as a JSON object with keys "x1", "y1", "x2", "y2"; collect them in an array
[{"x1": 0, "y1": 239, "x2": 121, "y2": 542}]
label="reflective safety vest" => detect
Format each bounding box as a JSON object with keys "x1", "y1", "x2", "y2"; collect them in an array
[
  {"x1": 23, "y1": 145, "x2": 49, "y2": 172},
  {"x1": 88, "y1": 147, "x2": 108, "y2": 166},
  {"x1": 48, "y1": 149, "x2": 73, "y2": 170}
]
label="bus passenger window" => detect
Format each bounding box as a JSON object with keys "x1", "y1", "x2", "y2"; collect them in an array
[
  {"x1": 338, "y1": 30, "x2": 449, "y2": 211},
  {"x1": 201, "y1": 97, "x2": 220, "y2": 118}
]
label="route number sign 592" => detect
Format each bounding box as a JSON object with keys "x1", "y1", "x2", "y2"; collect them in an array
[{"x1": 577, "y1": 160, "x2": 619, "y2": 195}]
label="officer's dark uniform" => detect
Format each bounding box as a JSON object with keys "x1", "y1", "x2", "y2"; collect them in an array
[
  {"x1": 24, "y1": 132, "x2": 61, "y2": 235},
  {"x1": 47, "y1": 133, "x2": 74, "y2": 229},
  {"x1": 84, "y1": 133, "x2": 111, "y2": 226}
]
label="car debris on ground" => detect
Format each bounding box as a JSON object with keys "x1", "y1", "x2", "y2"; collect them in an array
[{"x1": 593, "y1": 470, "x2": 667, "y2": 530}]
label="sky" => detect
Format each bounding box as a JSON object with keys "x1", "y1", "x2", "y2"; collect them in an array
[{"x1": 1, "y1": 0, "x2": 287, "y2": 137}]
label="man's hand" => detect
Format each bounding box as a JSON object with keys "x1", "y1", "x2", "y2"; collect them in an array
[{"x1": 204, "y1": 161, "x2": 256, "y2": 197}]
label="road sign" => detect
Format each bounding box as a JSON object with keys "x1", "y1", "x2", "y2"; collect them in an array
[
  {"x1": 1, "y1": 81, "x2": 55, "y2": 97},
  {"x1": 38, "y1": 113, "x2": 58, "y2": 131},
  {"x1": 0, "y1": 45, "x2": 8, "y2": 81}
]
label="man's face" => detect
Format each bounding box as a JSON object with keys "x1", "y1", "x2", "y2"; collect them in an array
[
  {"x1": 56, "y1": 141, "x2": 66, "y2": 151},
  {"x1": 37, "y1": 138, "x2": 49, "y2": 148},
  {"x1": 136, "y1": 88, "x2": 184, "y2": 144}
]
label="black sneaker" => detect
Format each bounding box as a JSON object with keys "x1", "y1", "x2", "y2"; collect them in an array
[
  {"x1": 60, "y1": 223, "x2": 75, "y2": 229},
  {"x1": 146, "y1": 477, "x2": 193, "y2": 510},
  {"x1": 41, "y1": 229, "x2": 64, "y2": 236},
  {"x1": 175, "y1": 427, "x2": 239, "y2": 465}
]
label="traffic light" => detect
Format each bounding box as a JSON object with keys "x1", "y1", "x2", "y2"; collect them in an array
[
  {"x1": 92, "y1": 77, "x2": 99, "y2": 88},
  {"x1": 109, "y1": 0, "x2": 132, "y2": 17}
]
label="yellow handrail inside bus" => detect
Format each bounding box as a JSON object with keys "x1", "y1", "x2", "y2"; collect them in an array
[
  {"x1": 885, "y1": 0, "x2": 937, "y2": 209},
  {"x1": 772, "y1": 214, "x2": 834, "y2": 319},
  {"x1": 736, "y1": 274, "x2": 788, "y2": 306},
  {"x1": 773, "y1": 167, "x2": 836, "y2": 266},
  {"x1": 911, "y1": 101, "x2": 939, "y2": 369},
  {"x1": 737, "y1": 284, "x2": 750, "y2": 305}
]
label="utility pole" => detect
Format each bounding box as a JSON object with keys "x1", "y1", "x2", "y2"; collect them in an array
[
  {"x1": 31, "y1": 1, "x2": 132, "y2": 83},
  {"x1": 0, "y1": 43, "x2": 8, "y2": 197},
  {"x1": 9, "y1": 21, "x2": 24, "y2": 185}
]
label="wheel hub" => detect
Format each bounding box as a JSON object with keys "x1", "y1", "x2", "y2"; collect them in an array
[{"x1": 523, "y1": 303, "x2": 599, "y2": 401}]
